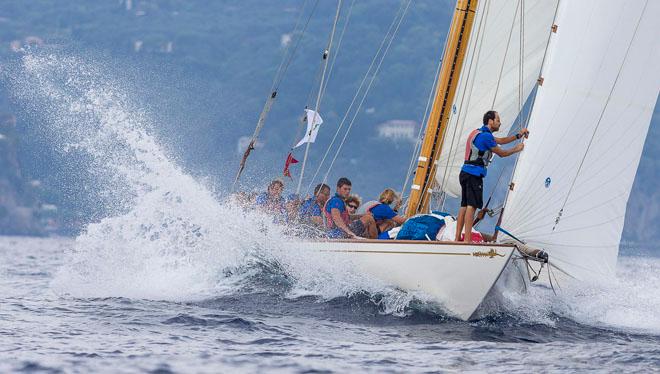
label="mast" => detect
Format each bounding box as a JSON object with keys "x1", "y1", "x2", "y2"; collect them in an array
[{"x1": 406, "y1": 0, "x2": 479, "y2": 216}]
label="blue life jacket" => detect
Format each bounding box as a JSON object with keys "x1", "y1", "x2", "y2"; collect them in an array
[{"x1": 395, "y1": 214, "x2": 446, "y2": 240}]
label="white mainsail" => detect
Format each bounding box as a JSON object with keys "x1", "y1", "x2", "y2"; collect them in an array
[
  {"x1": 502, "y1": 0, "x2": 660, "y2": 280},
  {"x1": 435, "y1": 0, "x2": 559, "y2": 197}
]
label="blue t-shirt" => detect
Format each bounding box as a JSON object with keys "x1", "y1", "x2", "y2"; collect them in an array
[
  {"x1": 325, "y1": 194, "x2": 347, "y2": 238},
  {"x1": 255, "y1": 192, "x2": 285, "y2": 217},
  {"x1": 461, "y1": 125, "x2": 497, "y2": 177},
  {"x1": 299, "y1": 198, "x2": 322, "y2": 221},
  {"x1": 325, "y1": 194, "x2": 346, "y2": 215},
  {"x1": 255, "y1": 192, "x2": 269, "y2": 205},
  {"x1": 369, "y1": 203, "x2": 397, "y2": 221}
]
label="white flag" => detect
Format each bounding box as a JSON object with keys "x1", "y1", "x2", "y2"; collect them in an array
[{"x1": 294, "y1": 109, "x2": 323, "y2": 148}]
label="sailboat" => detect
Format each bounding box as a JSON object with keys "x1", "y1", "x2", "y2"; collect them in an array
[{"x1": 242, "y1": 0, "x2": 660, "y2": 320}]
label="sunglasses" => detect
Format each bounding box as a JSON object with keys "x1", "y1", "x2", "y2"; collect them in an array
[{"x1": 348, "y1": 204, "x2": 358, "y2": 209}]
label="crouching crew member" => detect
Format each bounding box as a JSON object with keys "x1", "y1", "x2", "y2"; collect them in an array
[
  {"x1": 299, "y1": 183, "x2": 331, "y2": 227},
  {"x1": 365, "y1": 188, "x2": 407, "y2": 234}
]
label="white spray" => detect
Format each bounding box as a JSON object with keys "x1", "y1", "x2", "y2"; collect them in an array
[{"x1": 8, "y1": 51, "x2": 660, "y2": 331}]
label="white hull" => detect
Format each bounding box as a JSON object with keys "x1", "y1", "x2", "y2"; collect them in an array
[{"x1": 291, "y1": 239, "x2": 517, "y2": 320}]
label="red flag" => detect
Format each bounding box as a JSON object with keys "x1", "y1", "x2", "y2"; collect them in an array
[{"x1": 283, "y1": 152, "x2": 299, "y2": 179}]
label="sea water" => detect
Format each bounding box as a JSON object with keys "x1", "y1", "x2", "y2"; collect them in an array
[
  {"x1": 2, "y1": 239, "x2": 660, "y2": 373},
  {"x1": 1, "y1": 52, "x2": 659, "y2": 373}
]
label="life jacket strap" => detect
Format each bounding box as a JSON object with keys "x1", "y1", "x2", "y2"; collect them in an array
[
  {"x1": 323, "y1": 197, "x2": 350, "y2": 229},
  {"x1": 464, "y1": 129, "x2": 480, "y2": 161}
]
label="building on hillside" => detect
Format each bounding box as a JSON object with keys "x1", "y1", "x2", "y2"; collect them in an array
[
  {"x1": 376, "y1": 120, "x2": 417, "y2": 143},
  {"x1": 281, "y1": 33, "x2": 292, "y2": 48}
]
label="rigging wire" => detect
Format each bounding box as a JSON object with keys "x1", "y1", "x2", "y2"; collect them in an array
[
  {"x1": 289, "y1": 0, "x2": 356, "y2": 170},
  {"x1": 491, "y1": 0, "x2": 522, "y2": 109},
  {"x1": 401, "y1": 0, "x2": 464, "y2": 202},
  {"x1": 494, "y1": 0, "x2": 561, "y2": 229},
  {"x1": 453, "y1": 0, "x2": 522, "y2": 214},
  {"x1": 484, "y1": 0, "x2": 525, "y2": 216},
  {"x1": 552, "y1": 0, "x2": 649, "y2": 230},
  {"x1": 499, "y1": 3, "x2": 644, "y2": 224},
  {"x1": 490, "y1": 1, "x2": 644, "y2": 233},
  {"x1": 296, "y1": 0, "x2": 344, "y2": 194},
  {"x1": 473, "y1": 165, "x2": 506, "y2": 228},
  {"x1": 304, "y1": 55, "x2": 327, "y2": 109},
  {"x1": 435, "y1": 0, "x2": 491, "y2": 211},
  {"x1": 319, "y1": 0, "x2": 413, "y2": 190},
  {"x1": 289, "y1": 111, "x2": 310, "y2": 153},
  {"x1": 233, "y1": 0, "x2": 320, "y2": 188},
  {"x1": 399, "y1": 34, "x2": 447, "y2": 200},
  {"x1": 518, "y1": 0, "x2": 525, "y2": 130},
  {"x1": 296, "y1": 53, "x2": 328, "y2": 151},
  {"x1": 305, "y1": 0, "x2": 409, "y2": 194},
  {"x1": 411, "y1": 0, "x2": 484, "y2": 215},
  {"x1": 304, "y1": 0, "x2": 411, "y2": 194},
  {"x1": 320, "y1": 0, "x2": 356, "y2": 104},
  {"x1": 513, "y1": 0, "x2": 524, "y2": 134},
  {"x1": 433, "y1": 0, "x2": 521, "y2": 213},
  {"x1": 273, "y1": 0, "x2": 320, "y2": 93},
  {"x1": 502, "y1": 83, "x2": 634, "y2": 225},
  {"x1": 418, "y1": 0, "x2": 522, "y2": 210},
  {"x1": 401, "y1": 0, "x2": 479, "y2": 193}
]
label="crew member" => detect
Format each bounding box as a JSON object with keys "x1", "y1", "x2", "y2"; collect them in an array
[
  {"x1": 299, "y1": 183, "x2": 331, "y2": 227},
  {"x1": 325, "y1": 177, "x2": 377, "y2": 239},
  {"x1": 455, "y1": 110, "x2": 529, "y2": 243},
  {"x1": 255, "y1": 179, "x2": 286, "y2": 217},
  {"x1": 366, "y1": 188, "x2": 406, "y2": 234}
]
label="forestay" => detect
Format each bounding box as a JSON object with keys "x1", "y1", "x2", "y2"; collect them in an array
[
  {"x1": 502, "y1": 0, "x2": 660, "y2": 280},
  {"x1": 435, "y1": 0, "x2": 558, "y2": 197}
]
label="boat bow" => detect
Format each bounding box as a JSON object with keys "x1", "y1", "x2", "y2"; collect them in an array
[{"x1": 291, "y1": 239, "x2": 516, "y2": 320}]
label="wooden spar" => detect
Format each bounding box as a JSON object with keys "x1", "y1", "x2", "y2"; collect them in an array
[{"x1": 405, "y1": 0, "x2": 478, "y2": 216}]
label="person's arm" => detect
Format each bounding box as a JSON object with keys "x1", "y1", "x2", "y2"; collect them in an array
[
  {"x1": 495, "y1": 128, "x2": 529, "y2": 145},
  {"x1": 392, "y1": 215, "x2": 406, "y2": 225},
  {"x1": 495, "y1": 134, "x2": 517, "y2": 145},
  {"x1": 393, "y1": 199, "x2": 402, "y2": 212},
  {"x1": 491, "y1": 143, "x2": 524, "y2": 158},
  {"x1": 331, "y1": 208, "x2": 356, "y2": 237}
]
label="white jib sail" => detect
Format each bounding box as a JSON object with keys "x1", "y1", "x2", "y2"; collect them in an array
[
  {"x1": 295, "y1": 109, "x2": 324, "y2": 148},
  {"x1": 502, "y1": 0, "x2": 660, "y2": 280},
  {"x1": 435, "y1": 0, "x2": 559, "y2": 197}
]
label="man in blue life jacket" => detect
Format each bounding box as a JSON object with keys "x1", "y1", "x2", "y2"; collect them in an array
[
  {"x1": 255, "y1": 179, "x2": 286, "y2": 217},
  {"x1": 299, "y1": 183, "x2": 331, "y2": 227},
  {"x1": 455, "y1": 110, "x2": 529, "y2": 243},
  {"x1": 325, "y1": 177, "x2": 377, "y2": 239}
]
